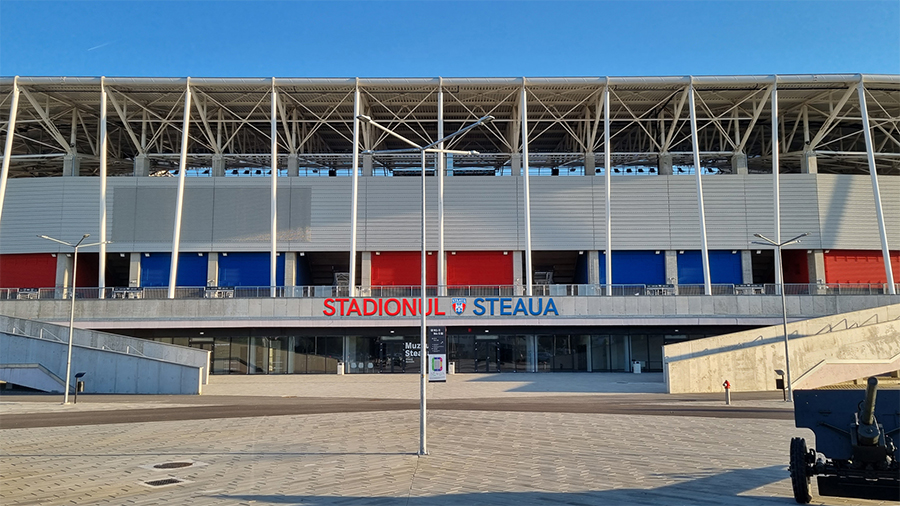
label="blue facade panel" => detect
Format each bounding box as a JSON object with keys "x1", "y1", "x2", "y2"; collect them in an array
[
  {"x1": 598, "y1": 251, "x2": 666, "y2": 285},
  {"x1": 218, "y1": 252, "x2": 285, "y2": 287},
  {"x1": 677, "y1": 251, "x2": 743, "y2": 284},
  {"x1": 140, "y1": 253, "x2": 207, "y2": 287}
]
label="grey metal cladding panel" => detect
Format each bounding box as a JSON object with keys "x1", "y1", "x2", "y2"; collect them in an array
[
  {"x1": 702, "y1": 178, "x2": 751, "y2": 249},
  {"x1": 779, "y1": 176, "x2": 822, "y2": 248},
  {"x1": 442, "y1": 178, "x2": 520, "y2": 251},
  {"x1": 181, "y1": 187, "x2": 214, "y2": 247},
  {"x1": 284, "y1": 186, "x2": 312, "y2": 248},
  {"x1": 0, "y1": 179, "x2": 67, "y2": 253},
  {"x1": 308, "y1": 179, "x2": 352, "y2": 250},
  {"x1": 212, "y1": 187, "x2": 270, "y2": 243},
  {"x1": 609, "y1": 178, "x2": 670, "y2": 250},
  {"x1": 58, "y1": 179, "x2": 102, "y2": 243},
  {"x1": 529, "y1": 179, "x2": 595, "y2": 250},
  {"x1": 362, "y1": 178, "x2": 423, "y2": 250},
  {"x1": 743, "y1": 176, "x2": 776, "y2": 244},
  {"x1": 878, "y1": 176, "x2": 900, "y2": 247},
  {"x1": 111, "y1": 186, "x2": 137, "y2": 245},
  {"x1": 817, "y1": 174, "x2": 894, "y2": 250},
  {"x1": 666, "y1": 177, "x2": 702, "y2": 249},
  {"x1": 131, "y1": 187, "x2": 177, "y2": 243}
]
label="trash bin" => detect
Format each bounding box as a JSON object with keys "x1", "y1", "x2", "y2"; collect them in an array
[
  {"x1": 336, "y1": 361, "x2": 344, "y2": 375},
  {"x1": 632, "y1": 360, "x2": 642, "y2": 374},
  {"x1": 448, "y1": 362, "x2": 456, "y2": 375}
]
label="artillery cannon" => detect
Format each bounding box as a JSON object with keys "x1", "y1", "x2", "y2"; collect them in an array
[{"x1": 790, "y1": 376, "x2": 899, "y2": 503}]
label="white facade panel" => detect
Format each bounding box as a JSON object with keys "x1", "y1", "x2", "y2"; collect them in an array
[
  {"x1": 530, "y1": 178, "x2": 595, "y2": 250},
  {"x1": 610, "y1": 178, "x2": 671, "y2": 249}
]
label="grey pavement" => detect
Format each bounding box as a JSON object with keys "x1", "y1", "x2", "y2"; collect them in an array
[{"x1": 0, "y1": 373, "x2": 889, "y2": 505}]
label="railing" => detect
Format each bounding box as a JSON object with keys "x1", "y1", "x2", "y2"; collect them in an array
[{"x1": 1, "y1": 283, "x2": 897, "y2": 301}]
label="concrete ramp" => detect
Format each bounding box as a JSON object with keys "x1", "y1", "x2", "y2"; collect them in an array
[
  {"x1": 665, "y1": 304, "x2": 900, "y2": 393},
  {"x1": 0, "y1": 363, "x2": 66, "y2": 393},
  {"x1": 0, "y1": 316, "x2": 210, "y2": 395},
  {"x1": 793, "y1": 353, "x2": 900, "y2": 390}
]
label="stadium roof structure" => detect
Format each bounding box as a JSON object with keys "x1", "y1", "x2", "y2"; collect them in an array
[{"x1": 1, "y1": 74, "x2": 898, "y2": 178}]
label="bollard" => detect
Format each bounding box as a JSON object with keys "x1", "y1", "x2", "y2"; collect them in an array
[{"x1": 723, "y1": 380, "x2": 731, "y2": 405}]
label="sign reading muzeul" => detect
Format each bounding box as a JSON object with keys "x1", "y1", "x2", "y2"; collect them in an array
[{"x1": 427, "y1": 326, "x2": 447, "y2": 383}]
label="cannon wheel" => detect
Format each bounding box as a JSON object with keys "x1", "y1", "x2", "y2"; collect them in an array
[{"x1": 790, "y1": 437, "x2": 812, "y2": 504}]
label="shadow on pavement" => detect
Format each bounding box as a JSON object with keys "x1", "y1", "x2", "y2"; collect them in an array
[{"x1": 213, "y1": 465, "x2": 793, "y2": 505}]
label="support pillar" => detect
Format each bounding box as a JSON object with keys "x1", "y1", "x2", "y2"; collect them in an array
[
  {"x1": 587, "y1": 250, "x2": 600, "y2": 286},
  {"x1": 584, "y1": 152, "x2": 596, "y2": 176},
  {"x1": 801, "y1": 151, "x2": 818, "y2": 174},
  {"x1": 63, "y1": 153, "x2": 81, "y2": 177},
  {"x1": 361, "y1": 251, "x2": 372, "y2": 296},
  {"x1": 665, "y1": 251, "x2": 678, "y2": 285},
  {"x1": 731, "y1": 152, "x2": 748, "y2": 174},
  {"x1": 807, "y1": 250, "x2": 826, "y2": 293},
  {"x1": 363, "y1": 153, "x2": 373, "y2": 177},
  {"x1": 206, "y1": 252, "x2": 219, "y2": 287},
  {"x1": 287, "y1": 154, "x2": 299, "y2": 177},
  {"x1": 513, "y1": 251, "x2": 524, "y2": 295},
  {"x1": 134, "y1": 154, "x2": 151, "y2": 177},
  {"x1": 741, "y1": 250, "x2": 753, "y2": 284},
  {"x1": 211, "y1": 154, "x2": 226, "y2": 177},
  {"x1": 658, "y1": 153, "x2": 673, "y2": 175},
  {"x1": 284, "y1": 252, "x2": 297, "y2": 290},
  {"x1": 510, "y1": 153, "x2": 521, "y2": 177},
  {"x1": 55, "y1": 254, "x2": 72, "y2": 298},
  {"x1": 128, "y1": 253, "x2": 142, "y2": 287}
]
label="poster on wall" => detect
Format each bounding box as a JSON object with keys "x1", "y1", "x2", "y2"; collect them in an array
[{"x1": 427, "y1": 326, "x2": 447, "y2": 382}]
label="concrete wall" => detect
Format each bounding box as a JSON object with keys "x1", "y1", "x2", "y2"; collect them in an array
[
  {"x1": 0, "y1": 332, "x2": 204, "y2": 394},
  {"x1": 2, "y1": 294, "x2": 898, "y2": 330},
  {"x1": 664, "y1": 304, "x2": 900, "y2": 393},
  {"x1": 0, "y1": 315, "x2": 210, "y2": 383}
]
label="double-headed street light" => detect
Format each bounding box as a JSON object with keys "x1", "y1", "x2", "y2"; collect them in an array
[
  {"x1": 38, "y1": 233, "x2": 108, "y2": 404},
  {"x1": 357, "y1": 114, "x2": 493, "y2": 456},
  {"x1": 752, "y1": 232, "x2": 810, "y2": 403}
]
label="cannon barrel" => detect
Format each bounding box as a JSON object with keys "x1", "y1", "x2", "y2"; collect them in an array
[{"x1": 861, "y1": 376, "x2": 878, "y2": 426}]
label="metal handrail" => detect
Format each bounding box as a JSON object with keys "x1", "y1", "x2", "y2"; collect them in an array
[{"x1": 1, "y1": 282, "x2": 897, "y2": 300}]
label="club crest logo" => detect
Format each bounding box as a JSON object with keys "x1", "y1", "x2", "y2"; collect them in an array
[{"x1": 451, "y1": 297, "x2": 466, "y2": 315}]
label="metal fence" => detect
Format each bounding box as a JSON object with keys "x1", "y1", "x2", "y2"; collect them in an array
[{"x1": 1, "y1": 283, "x2": 896, "y2": 301}]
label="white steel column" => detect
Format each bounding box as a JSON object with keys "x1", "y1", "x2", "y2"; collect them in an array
[
  {"x1": 687, "y1": 82, "x2": 712, "y2": 296},
  {"x1": 167, "y1": 78, "x2": 193, "y2": 299},
  {"x1": 419, "y1": 148, "x2": 427, "y2": 456},
  {"x1": 603, "y1": 83, "x2": 612, "y2": 296},
  {"x1": 349, "y1": 81, "x2": 361, "y2": 296},
  {"x1": 98, "y1": 77, "x2": 108, "y2": 298},
  {"x1": 520, "y1": 82, "x2": 533, "y2": 296},
  {"x1": 857, "y1": 81, "x2": 896, "y2": 294},
  {"x1": 270, "y1": 79, "x2": 279, "y2": 298},
  {"x1": 772, "y1": 83, "x2": 783, "y2": 293},
  {"x1": 0, "y1": 76, "x2": 20, "y2": 227},
  {"x1": 437, "y1": 78, "x2": 446, "y2": 296}
]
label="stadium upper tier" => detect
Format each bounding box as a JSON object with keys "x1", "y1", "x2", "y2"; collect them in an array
[{"x1": 1, "y1": 74, "x2": 898, "y2": 178}]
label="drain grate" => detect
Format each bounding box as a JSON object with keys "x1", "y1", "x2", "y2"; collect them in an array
[
  {"x1": 153, "y1": 462, "x2": 193, "y2": 470},
  {"x1": 143, "y1": 478, "x2": 184, "y2": 487}
]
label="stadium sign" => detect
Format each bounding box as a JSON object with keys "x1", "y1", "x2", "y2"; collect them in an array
[{"x1": 322, "y1": 297, "x2": 559, "y2": 317}]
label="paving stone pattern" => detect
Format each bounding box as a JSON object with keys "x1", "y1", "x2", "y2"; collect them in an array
[{"x1": 1, "y1": 409, "x2": 888, "y2": 506}]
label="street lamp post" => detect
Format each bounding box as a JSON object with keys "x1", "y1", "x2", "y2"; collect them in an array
[
  {"x1": 38, "y1": 233, "x2": 107, "y2": 404},
  {"x1": 752, "y1": 232, "x2": 809, "y2": 402},
  {"x1": 357, "y1": 114, "x2": 493, "y2": 455}
]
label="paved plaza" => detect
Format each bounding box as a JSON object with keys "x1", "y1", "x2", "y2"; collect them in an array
[{"x1": 0, "y1": 374, "x2": 892, "y2": 505}]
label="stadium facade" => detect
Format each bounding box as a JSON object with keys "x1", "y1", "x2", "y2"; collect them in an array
[{"x1": 0, "y1": 75, "x2": 898, "y2": 376}]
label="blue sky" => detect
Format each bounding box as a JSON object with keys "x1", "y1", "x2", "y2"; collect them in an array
[{"x1": 1, "y1": 1, "x2": 897, "y2": 78}]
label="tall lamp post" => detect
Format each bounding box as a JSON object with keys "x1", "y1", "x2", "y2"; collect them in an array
[
  {"x1": 38, "y1": 233, "x2": 107, "y2": 404},
  {"x1": 752, "y1": 232, "x2": 809, "y2": 402},
  {"x1": 357, "y1": 114, "x2": 493, "y2": 455}
]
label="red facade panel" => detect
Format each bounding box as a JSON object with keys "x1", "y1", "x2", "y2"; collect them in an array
[
  {"x1": 370, "y1": 252, "x2": 438, "y2": 286},
  {"x1": 824, "y1": 250, "x2": 900, "y2": 283},
  {"x1": 447, "y1": 251, "x2": 513, "y2": 286},
  {"x1": 0, "y1": 254, "x2": 57, "y2": 288},
  {"x1": 782, "y1": 250, "x2": 809, "y2": 284}
]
